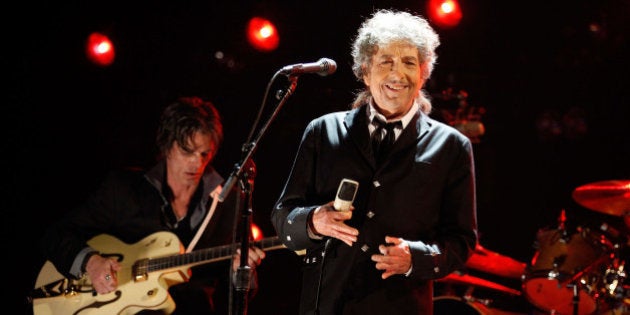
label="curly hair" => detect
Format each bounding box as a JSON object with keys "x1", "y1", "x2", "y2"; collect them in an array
[{"x1": 350, "y1": 9, "x2": 440, "y2": 114}]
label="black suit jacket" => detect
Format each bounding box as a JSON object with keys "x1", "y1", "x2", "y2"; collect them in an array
[{"x1": 272, "y1": 105, "x2": 478, "y2": 315}]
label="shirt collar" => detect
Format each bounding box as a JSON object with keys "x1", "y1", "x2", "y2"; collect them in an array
[
  {"x1": 145, "y1": 160, "x2": 224, "y2": 228},
  {"x1": 368, "y1": 100, "x2": 419, "y2": 129}
]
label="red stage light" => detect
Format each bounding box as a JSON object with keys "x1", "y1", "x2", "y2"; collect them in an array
[
  {"x1": 251, "y1": 223, "x2": 263, "y2": 241},
  {"x1": 247, "y1": 17, "x2": 279, "y2": 52},
  {"x1": 427, "y1": 0, "x2": 463, "y2": 29},
  {"x1": 85, "y1": 32, "x2": 115, "y2": 66}
]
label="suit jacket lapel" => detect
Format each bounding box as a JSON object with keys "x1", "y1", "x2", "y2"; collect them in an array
[
  {"x1": 375, "y1": 108, "x2": 431, "y2": 166},
  {"x1": 395, "y1": 109, "x2": 430, "y2": 151},
  {"x1": 344, "y1": 106, "x2": 376, "y2": 167},
  {"x1": 343, "y1": 106, "x2": 432, "y2": 169}
]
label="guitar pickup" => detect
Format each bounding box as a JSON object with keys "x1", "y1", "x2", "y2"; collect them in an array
[{"x1": 133, "y1": 258, "x2": 149, "y2": 282}]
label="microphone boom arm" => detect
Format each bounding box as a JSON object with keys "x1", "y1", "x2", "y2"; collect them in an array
[{"x1": 218, "y1": 74, "x2": 298, "y2": 202}]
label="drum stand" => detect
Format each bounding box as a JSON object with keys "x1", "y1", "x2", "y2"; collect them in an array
[
  {"x1": 569, "y1": 282, "x2": 580, "y2": 315},
  {"x1": 462, "y1": 286, "x2": 492, "y2": 307},
  {"x1": 565, "y1": 252, "x2": 614, "y2": 315}
]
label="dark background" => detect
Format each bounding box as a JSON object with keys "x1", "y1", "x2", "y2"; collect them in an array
[{"x1": 7, "y1": 0, "x2": 630, "y2": 314}]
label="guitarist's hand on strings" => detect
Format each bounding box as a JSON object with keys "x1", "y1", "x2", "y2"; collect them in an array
[{"x1": 85, "y1": 254, "x2": 121, "y2": 294}]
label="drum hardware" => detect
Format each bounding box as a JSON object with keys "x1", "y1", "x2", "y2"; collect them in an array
[
  {"x1": 462, "y1": 288, "x2": 493, "y2": 307},
  {"x1": 523, "y1": 222, "x2": 614, "y2": 315},
  {"x1": 602, "y1": 259, "x2": 626, "y2": 300},
  {"x1": 466, "y1": 243, "x2": 527, "y2": 279},
  {"x1": 570, "y1": 180, "x2": 630, "y2": 313},
  {"x1": 438, "y1": 271, "x2": 523, "y2": 296},
  {"x1": 565, "y1": 254, "x2": 613, "y2": 315}
]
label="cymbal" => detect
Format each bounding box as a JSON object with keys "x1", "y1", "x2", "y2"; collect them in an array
[
  {"x1": 572, "y1": 180, "x2": 630, "y2": 216},
  {"x1": 437, "y1": 272, "x2": 522, "y2": 296},
  {"x1": 465, "y1": 244, "x2": 527, "y2": 279}
]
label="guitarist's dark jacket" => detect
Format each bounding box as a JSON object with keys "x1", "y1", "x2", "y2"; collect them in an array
[{"x1": 38, "y1": 161, "x2": 245, "y2": 314}]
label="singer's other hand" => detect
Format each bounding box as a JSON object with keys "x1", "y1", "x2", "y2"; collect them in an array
[
  {"x1": 310, "y1": 201, "x2": 359, "y2": 246},
  {"x1": 371, "y1": 236, "x2": 411, "y2": 279}
]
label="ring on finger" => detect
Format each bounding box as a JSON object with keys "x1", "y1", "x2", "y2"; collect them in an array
[{"x1": 105, "y1": 274, "x2": 111, "y2": 281}]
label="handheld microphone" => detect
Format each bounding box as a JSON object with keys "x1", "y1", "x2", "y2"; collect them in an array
[
  {"x1": 280, "y1": 58, "x2": 337, "y2": 76},
  {"x1": 333, "y1": 178, "x2": 359, "y2": 211}
]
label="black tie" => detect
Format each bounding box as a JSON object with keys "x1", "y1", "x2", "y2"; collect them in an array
[{"x1": 372, "y1": 119, "x2": 402, "y2": 163}]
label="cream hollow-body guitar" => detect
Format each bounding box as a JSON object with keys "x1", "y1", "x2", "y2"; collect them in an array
[{"x1": 32, "y1": 231, "x2": 285, "y2": 315}]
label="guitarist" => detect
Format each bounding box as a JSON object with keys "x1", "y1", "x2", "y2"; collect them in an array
[{"x1": 37, "y1": 96, "x2": 266, "y2": 314}]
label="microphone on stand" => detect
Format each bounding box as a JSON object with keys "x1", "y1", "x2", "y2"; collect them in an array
[{"x1": 280, "y1": 58, "x2": 337, "y2": 76}]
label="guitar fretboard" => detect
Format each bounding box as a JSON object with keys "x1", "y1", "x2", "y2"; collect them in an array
[{"x1": 134, "y1": 236, "x2": 284, "y2": 274}]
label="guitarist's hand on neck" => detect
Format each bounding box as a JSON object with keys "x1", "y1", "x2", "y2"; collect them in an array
[
  {"x1": 84, "y1": 254, "x2": 121, "y2": 294},
  {"x1": 233, "y1": 246, "x2": 266, "y2": 272}
]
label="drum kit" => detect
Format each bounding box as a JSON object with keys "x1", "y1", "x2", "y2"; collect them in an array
[{"x1": 435, "y1": 180, "x2": 630, "y2": 315}]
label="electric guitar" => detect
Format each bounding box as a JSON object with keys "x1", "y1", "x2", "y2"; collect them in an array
[{"x1": 31, "y1": 231, "x2": 286, "y2": 315}]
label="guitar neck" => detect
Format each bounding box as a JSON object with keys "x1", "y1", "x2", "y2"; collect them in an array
[{"x1": 143, "y1": 236, "x2": 284, "y2": 272}]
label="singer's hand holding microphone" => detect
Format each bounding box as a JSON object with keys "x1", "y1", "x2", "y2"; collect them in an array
[
  {"x1": 309, "y1": 178, "x2": 412, "y2": 278},
  {"x1": 309, "y1": 179, "x2": 359, "y2": 247}
]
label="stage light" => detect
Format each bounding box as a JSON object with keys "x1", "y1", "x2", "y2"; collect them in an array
[
  {"x1": 251, "y1": 223, "x2": 263, "y2": 241},
  {"x1": 427, "y1": 0, "x2": 463, "y2": 29},
  {"x1": 247, "y1": 17, "x2": 279, "y2": 52},
  {"x1": 85, "y1": 32, "x2": 115, "y2": 67}
]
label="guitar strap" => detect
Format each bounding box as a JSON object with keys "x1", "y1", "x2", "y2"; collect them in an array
[{"x1": 186, "y1": 185, "x2": 222, "y2": 253}]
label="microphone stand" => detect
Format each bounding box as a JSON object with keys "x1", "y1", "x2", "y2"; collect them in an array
[
  {"x1": 219, "y1": 73, "x2": 299, "y2": 315},
  {"x1": 233, "y1": 160, "x2": 256, "y2": 315},
  {"x1": 218, "y1": 74, "x2": 298, "y2": 203}
]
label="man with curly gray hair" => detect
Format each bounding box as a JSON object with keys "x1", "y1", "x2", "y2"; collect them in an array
[
  {"x1": 272, "y1": 8, "x2": 478, "y2": 315},
  {"x1": 350, "y1": 9, "x2": 440, "y2": 115}
]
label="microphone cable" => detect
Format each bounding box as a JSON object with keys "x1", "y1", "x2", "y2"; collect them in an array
[{"x1": 314, "y1": 238, "x2": 332, "y2": 315}]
